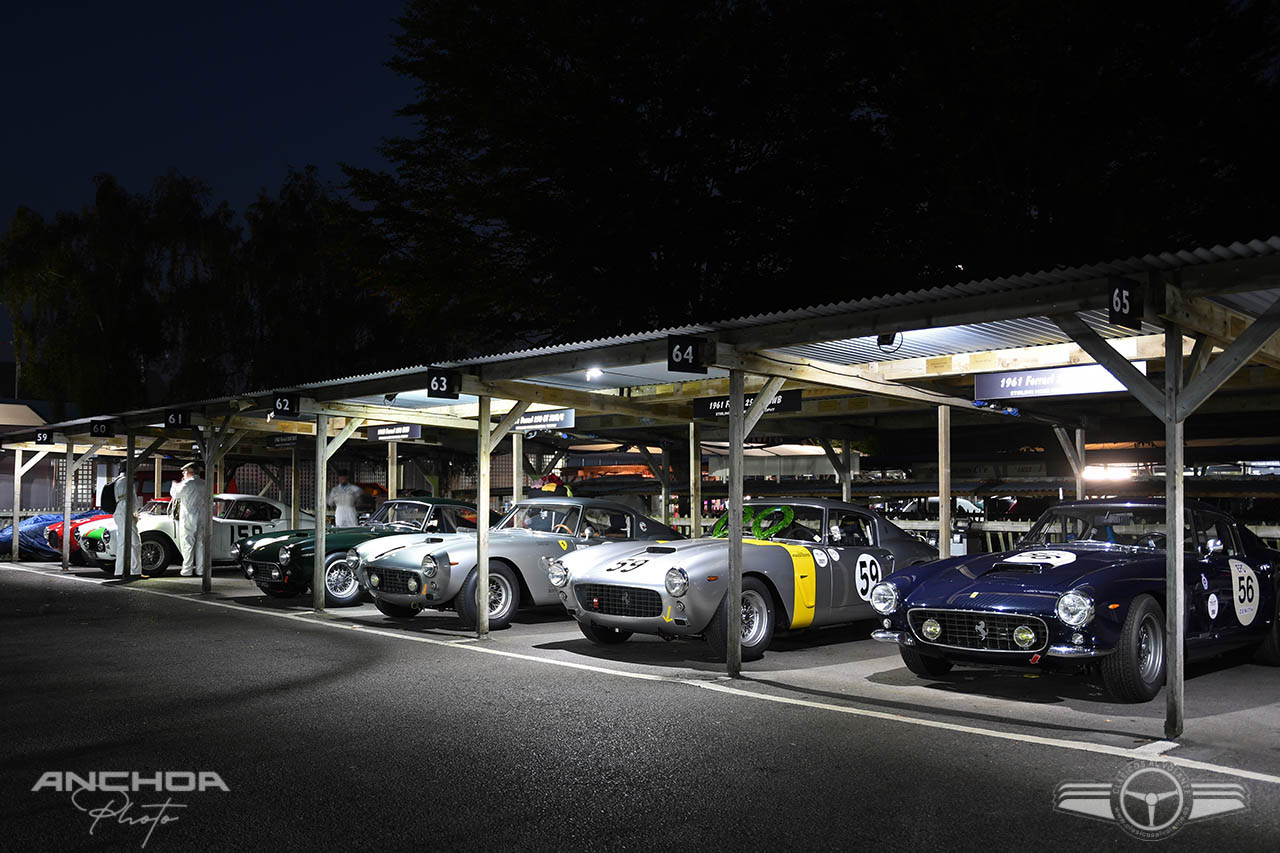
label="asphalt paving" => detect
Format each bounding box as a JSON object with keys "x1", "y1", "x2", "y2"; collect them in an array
[{"x1": 2, "y1": 563, "x2": 1278, "y2": 851}]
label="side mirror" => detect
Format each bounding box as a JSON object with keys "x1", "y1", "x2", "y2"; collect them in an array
[{"x1": 1206, "y1": 538, "x2": 1224, "y2": 556}]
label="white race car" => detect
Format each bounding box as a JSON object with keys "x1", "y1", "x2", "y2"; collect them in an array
[{"x1": 90, "y1": 494, "x2": 313, "y2": 576}]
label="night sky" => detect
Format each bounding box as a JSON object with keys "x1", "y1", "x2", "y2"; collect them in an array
[{"x1": 0, "y1": 1, "x2": 412, "y2": 219}]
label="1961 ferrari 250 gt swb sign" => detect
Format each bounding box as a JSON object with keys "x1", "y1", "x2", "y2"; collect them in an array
[
  {"x1": 549, "y1": 499, "x2": 937, "y2": 660},
  {"x1": 870, "y1": 498, "x2": 1280, "y2": 701}
]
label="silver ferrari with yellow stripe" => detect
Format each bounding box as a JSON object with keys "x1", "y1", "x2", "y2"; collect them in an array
[{"x1": 548, "y1": 499, "x2": 937, "y2": 660}]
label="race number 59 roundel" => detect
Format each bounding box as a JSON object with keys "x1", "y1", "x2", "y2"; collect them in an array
[{"x1": 856, "y1": 554, "x2": 882, "y2": 600}]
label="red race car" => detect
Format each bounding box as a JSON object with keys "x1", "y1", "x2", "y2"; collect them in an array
[{"x1": 45, "y1": 513, "x2": 112, "y2": 565}]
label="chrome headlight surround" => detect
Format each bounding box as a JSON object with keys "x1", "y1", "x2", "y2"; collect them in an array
[
  {"x1": 346, "y1": 548, "x2": 360, "y2": 569},
  {"x1": 547, "y1": 558, "x2": 568, "y2": 588},
  {"x1": 664, "y1": 567, "x2": 689, "y2": 597},
  {"x1": 420, "y1": 553, "x2": 439, "y2": 577},
  {"x1": 1056, "y1": 590, "x2": 1094, "y2": 627},
  {"x1": 102, "y1": 529, "x2": 111, "y2": 544},
  {"x1": 278, "y1": 547, "x2": 292, "y2": 566},
  {"x1": 870, "y1": 581, "x2": 899, "y2": 615}
]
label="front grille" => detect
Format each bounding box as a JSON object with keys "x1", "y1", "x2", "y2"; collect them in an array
[
  {"x1": 908, "y1": 608, "x2": 1048, "y2": 653},
  {"x1": 371, "y1": 567, "x2": 415, "y2": 595},
  {"x1": 246, "y1": 561, "x2": 283, "y2": 580},
  {"x1": 575, "y1": 583, "x2": 662, "y2": 618}
]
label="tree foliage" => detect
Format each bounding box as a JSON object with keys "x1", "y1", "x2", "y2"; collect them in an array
[{"x1": 348, "y1": 1, "x2": 1280, "y2": 342}]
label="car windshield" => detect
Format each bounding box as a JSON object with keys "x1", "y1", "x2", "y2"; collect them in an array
[
  {"x1": 1024, "y1": 505, "x2": 1191, "y2": 551},
  {"x1": 212, "y1": 499, "x2": 236, "y2": 519},
  {"x1": 141, "y1": 500, "x2": 169, "y2": 515},
  {"x1": 496, "y1": 503, "x2": 582, "y2": 535},
  {"x1": 367, "y1": 501, "x2": 433, "y2": 530},
  {"x1": 712, "y1": 504, "x2": 825, "y2": 543}
]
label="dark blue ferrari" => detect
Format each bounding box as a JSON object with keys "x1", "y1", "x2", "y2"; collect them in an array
[{"x1": 870, "y1": 498, "x2": 1280, "y2": 702}]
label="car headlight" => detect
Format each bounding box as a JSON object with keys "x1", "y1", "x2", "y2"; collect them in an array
[
  {"x1": 102, "y1": 530, "x2": 111, "y2": 544},
  {"x1": 406, "y1": 575, "x2": 419, "y2": 593},
  {"x1": 1013, "y1": 624, "x2": 1037, "y2": 649},
  {"x1": 420, "y1": 554, "x2": 439, "y2": 577},
  {"x1": 547, "y1": 558, "x2": 568, "y2": 588},
  {"x1": 279, "y1": 548, "x2": 292, "y2": 566},
  {"x1": 921, "y1": 617, "x2": 941, "y2": 640},
  {"x1": 229, "y1": 543, "x2": 241, "y2": 560},
  {"x1": 369, "y1": 572, "x2": 380, "y2": 588},
  {"x1": 346, "y1": 548, "x2": 361, "y2": 569},
  {"x1": 870, "y1": 581, "x2": 899, "y2": 615},
  {"x1": 664, "y1": 567, "x2": 689, "y2": 597},
  {"x1": 1056, "y1": 590, "x2": 1093, "y2": 627}
]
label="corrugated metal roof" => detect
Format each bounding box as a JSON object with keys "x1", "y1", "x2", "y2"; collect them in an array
[{"x1": 422, "y1": 235, "x2": 1280, "y2": 371}]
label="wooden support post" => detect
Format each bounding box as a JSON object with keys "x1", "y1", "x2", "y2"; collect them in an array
[
  {"x1": 289, "y1": 448, "x2": 300, "y2": 529},
  {"x1": 199, "y1": 434, "x2": 213, "y2": 591},
  {"x1": 727, "y1": 369, "x2": 745, "y2": 677},
  {"x1": 11, "y1": 448, "x2": 21, "y2": 560},
  {"x1": 688, "y1": 422, "x2": 702, "y2": 537},
  {"x1": 841, "y1": 439, "x2": 853, "y2": 503},
  {"x1": 214, "y1": 458, "x2": 224, "y2": 493},
  {"x1": 938, "y1": 406, "x2": 951, "y2": 559},
  {"x1": 62, "y1": 442, "x2": 73, "y2": 570},
  {"x1": 123, "y1": 431, "x2": 136, "y2": 575},
  {"x1": 511, "y1": 430, "x2": 524, "y2": 502},
  {"x1": 476, "y1": 396, "x2": 492, "y2": 638},
  {"x1": 1075, "y1": 429, "x2": 1086, "y2": 500},
  {"x1": 313, "y1": 414, "x2": 328, "y2": 611},
  {"x1": 1165, "y1": 324, "x2": 1186, "y2": 740},
  {"x1": 387, "y1": 441, "x2": 398, "y2": 501},
  {"x1": 660, "y1": 447, "x2": 672, "y2": 525},
  {"x1": 153, "y1": 457, "x2": 163, "y2": 500}
]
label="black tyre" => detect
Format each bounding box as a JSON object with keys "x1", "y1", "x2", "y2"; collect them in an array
[
  {"x1": 579, "y1": 621, "x2": 633, "y2": 645},
  {"x1": 1253, "y1": 590, "x2": 1280, "y2": 665},
  {"x1": 706, "y1": 576, "x2": 776, "y2": 662},
  {"x1": 257, "y1": 584, "x2": 300, "y2": 599},
  {"x1": 899, "y1": 646, "x2": 954, "y2": 677},
  {"x1": 1101, "y1": 594, "x2": 1166, "y2": 703},
  {"x1": 322, "y1": 552, "x2": 362, "y2": 607},
  {"x1": 455, "y1": 562, "x2": 520, "y2": 630},
  {"x1": 139, "y1": 534, "x2": 176, "y2": 577},
  {"x1": 375, "y1": 598, "x2": 420, "y2": 619}
]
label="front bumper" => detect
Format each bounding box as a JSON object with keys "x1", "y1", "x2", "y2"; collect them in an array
[
  {"x1": 560, "y1": 578, "x2": 720, "y2": 638},
  {"x1": 243, "y1": 560, "x2": 304, "y2": 589},
  {"x1": 874, "y1": 608, "x2": 1114, "y2": 662},
  {"x1": 357, "y1": 561, "x2": 455, "y2": 606}
]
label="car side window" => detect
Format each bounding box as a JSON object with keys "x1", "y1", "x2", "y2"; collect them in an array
[
  {"x1": 1194, "y1": 513, "x2": 1239, "y2": 557},
  {"x1": 831, "y1": 512, "x2": 875, "y2": 547},
  {"x1": 583, "y1": 508, "x2": 631, "y2": 539}
]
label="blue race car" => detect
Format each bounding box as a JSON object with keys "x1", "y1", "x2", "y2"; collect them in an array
[{"x1": 870, "y1": 498, "x2": 1280, "y2": 702}]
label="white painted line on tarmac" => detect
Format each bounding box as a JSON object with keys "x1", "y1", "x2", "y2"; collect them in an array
[
  {"x1": 7, "y1": 565, "x2": 1277, "y2": 786},
  {"x1": 1130, "y1": 739, "x2": 1181, "y2": 757}
]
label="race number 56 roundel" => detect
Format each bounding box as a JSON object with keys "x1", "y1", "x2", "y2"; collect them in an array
[{"x1": 1228, "y1": 559, "x2": 1260, "y2": 627}]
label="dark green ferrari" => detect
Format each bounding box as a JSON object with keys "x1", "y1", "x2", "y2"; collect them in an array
[{"x1": 232, "y1": 498, "x2": 495, "y2": 606}]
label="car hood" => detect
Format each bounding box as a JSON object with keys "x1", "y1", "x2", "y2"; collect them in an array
[
  {"x1": 899, "y1": 544, "x2": 1165, "y2": 602},
  {"x1": 244, "y1": 526, "x2": 416, "y2": 560},
  {"x1": 563, "y1": 538, "x2": 734, "y2": 584}
]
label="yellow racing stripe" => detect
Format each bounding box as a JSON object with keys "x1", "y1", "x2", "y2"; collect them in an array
[{"x1": 746, "y1": 540, "x2": 816, "y2": 629}]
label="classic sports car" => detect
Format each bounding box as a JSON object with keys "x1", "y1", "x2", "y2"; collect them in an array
[
  {"x1": 350, "y1": 497, "x2": 682, "y2": 628},
  {"x1": 233, "y1": 498, "x2": 493, "y2": 607},
  {"x1": 870, "y1": 498, "x2": 1280, "y2": 702},
  {"x1": 549, "y1": 498, "x2": 938, "y2": 660},
  {"x1": 91, "y1": 494, "x2": 313, "y2": 576},
  {"x1": 44, "y1": 513, "x2": 111, "y2": 565}
]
